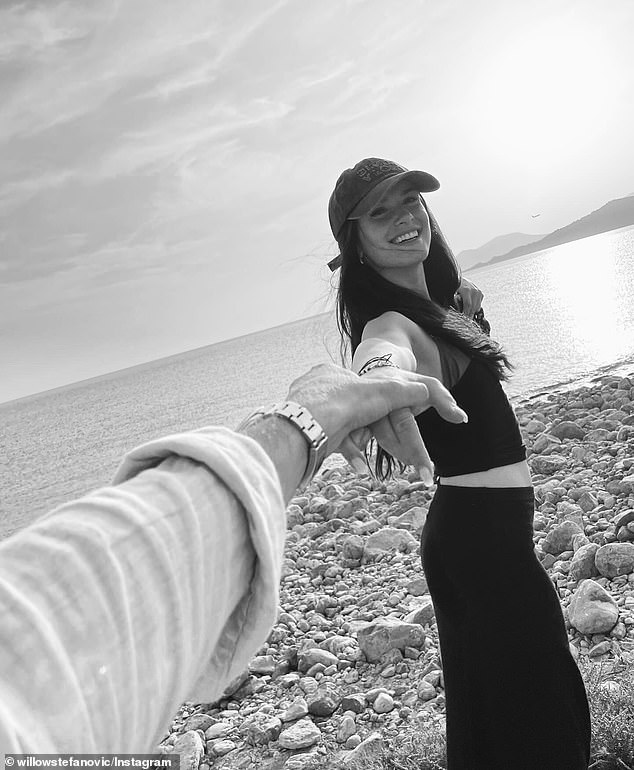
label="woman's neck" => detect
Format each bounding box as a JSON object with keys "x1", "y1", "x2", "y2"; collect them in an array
[{"x1": 378, "y1": 262, "x2": 430, "y2": 299}]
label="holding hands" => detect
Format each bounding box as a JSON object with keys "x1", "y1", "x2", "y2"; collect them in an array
[{"x1": 285, "y1": 363, "x2": 467, "y2": 483}]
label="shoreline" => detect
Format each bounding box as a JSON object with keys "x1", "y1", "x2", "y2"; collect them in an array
[{"x1": 160, "y1": 365, "x2": 634, "y2": 768}]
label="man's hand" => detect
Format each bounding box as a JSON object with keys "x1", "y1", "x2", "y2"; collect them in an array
[{"x1": 286, "y1": 363, "x2": 467, "y2": 481}]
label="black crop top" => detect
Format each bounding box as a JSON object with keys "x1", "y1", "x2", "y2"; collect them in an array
[{"x1": 415, "y1": 338, "x2": 526, "y2": 477}]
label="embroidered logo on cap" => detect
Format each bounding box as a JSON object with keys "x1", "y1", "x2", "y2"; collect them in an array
[{"x1": 355, "y1": 158, "x2": 406, "y2": 183}]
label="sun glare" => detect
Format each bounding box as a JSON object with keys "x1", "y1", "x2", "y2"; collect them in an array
[
  {"x1": 470, "y1": 18, "x2": 617, "y2": 170},
  {"x1": 545, "y1": 237, "x2": 627, "y2": 363}
]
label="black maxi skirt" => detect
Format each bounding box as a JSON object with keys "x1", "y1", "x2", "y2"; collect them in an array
[{"x1": 420, "y1": 485, "x2": 591, "y2": 770}]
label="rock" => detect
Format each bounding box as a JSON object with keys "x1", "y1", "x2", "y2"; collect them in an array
[
  {"x1": 569, "y1": 543, "x2": 600, "y2": 582},
  {"x1": 357, "y1": 618, "x2": 425, "y2": 662},
  {"x1": 391, "y1": 507, "x2": 427, "y2": 532},
  {"x1": 184, "y1": 714, "x2": 215, "y2": 733},
  {"x1": 404, "y1": 597, "x2": 436, "y2": 627},
  {"x1": 589, "y1": 640, "x2": 612, "y2": 657},
  {"x1": 567, "y1": 579, "x2": 619, "y2": 634},
  {"x1": 530, "y1": 454, "x2": 567, "y2": 476},
  {"x1": 577, "y1": 491, "x2": 598, "y2": 513},
  {"x1": 281, "y1": 697, "x2": 309, "y2": 722},
  {"x1": 614, "y1": 509, "x2": 634, "y2": 531},
  {"x1": 341, "y1": 693, "x2": 367, "y2": 713},
  {"x1": 373, "y1": 692, "x2": 394, "y2": 713},
  {"x1": 307, "y1": 685, "x2": 341, "y2": 716},
  {"x1": 248, "y1": 655, "x2": 277, "y2": 675},
  {"x1": 417, "y1": 680, "x2": 437, "y2": 701},
  {"x1": 209, "y1": 739, "x2": 236, "y2": 757},
  {"x1": 595, "y1": 543, "x2": 634, "y2": 578},
  {"x1": 342, "y1": 535, "x2": 365, "y2": 561},
  {"x1": 285, "y1": 754, "x2": 321, "y2": 770},
  {"x1": 298, "y1": 648, "x2": 339, "y2": 673},
  {"x1": 550, "y1": 421, "x2": 586, "y2": 440},
  {"x1": 541, "y1": 521, "x2": 584, "y2": 555},
  {"x1": 345, "y1": 735, "x2": 362, "y2": 750},
  {"x1": 220, "y1": 670, "x2": 249, "y2": 698},
  {"x1": 571, "y1": 533, "x2": 590, "y2": 552},
  {"x1": 337, "y1": 715, "x2": 357, "y2": 743},
  {"x1": 172, "y1": 731, "x2": 204, "y2": 770},
  {"x1": 406, "y1": 577, "x2": 428, "y2": 596},
  {"x1": 363, "y1": 527, "x2": 418, "y2": 559},
  {"x1": 342, "y1": 732, "x2": 384, "y2": 766},
  {"x1": 532, "y1": 434, "x2": 561, "y2": 454},
  {"x1": 240, "y1": 713, "x2": 282, "y2": 746},
  {"x1": 204, "y1": 721, "x2": 232, "y2": 740},
  {"x1": 278, "y1": 717, "x2": 322, "y2": 750}
]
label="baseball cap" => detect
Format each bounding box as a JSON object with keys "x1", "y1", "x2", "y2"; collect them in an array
[{"x1": 327, "y1": 158, "x2": 440, "y2": 271}]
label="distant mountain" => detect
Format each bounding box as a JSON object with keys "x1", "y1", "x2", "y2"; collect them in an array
[
  {"x1": 466, "y1": 194, "x2": 634, "y2": 272},
  {"x1": 456, "y1": 232, "x2": 545, "y2": 271}
]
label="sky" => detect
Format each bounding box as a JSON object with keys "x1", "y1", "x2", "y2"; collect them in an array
[{"x1": 1, "y1": 0, "x2": 633, "y2": 402}]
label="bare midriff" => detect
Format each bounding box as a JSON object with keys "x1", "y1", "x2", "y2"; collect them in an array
[{"x1": 438, "y1": 459, "x2": 532, "y2": 488}]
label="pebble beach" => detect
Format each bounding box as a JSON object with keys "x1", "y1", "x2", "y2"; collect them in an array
[{"x1": 160, "y1": 368, "x2": 634, "y2": 769}]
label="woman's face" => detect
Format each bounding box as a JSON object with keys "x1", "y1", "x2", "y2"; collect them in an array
[{"x1": 356, "y1": 180, "x2": 431, "y2": 272}]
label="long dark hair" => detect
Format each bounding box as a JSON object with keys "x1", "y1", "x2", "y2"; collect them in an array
[{"x1": 335, "y1": 199, "x2": 512, "y2": 477}]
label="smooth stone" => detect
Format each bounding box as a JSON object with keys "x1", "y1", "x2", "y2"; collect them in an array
[
  {"x1": 614, "y1": 509, "x2": 634, "y2": 531},
  {"x1": 248, "y1": 655, "x2": 277, "y2": 675},
  {"x1": 550, "y1": 421, "x2": 586, "y2": 440},
  {"x1": 281, "y1": 697, "x2": 309, "y2": 722},
  {"x1": 406, "y1": 577, "x2": 428, "y2": 596},
  {"x1": 278, "y1": 717, "x2": 322, "y2": 750},
  {"x1": 298, "y1": 648, "x2": 338, "y2": 673},
  {"x1": 209, "y1": 739, "x2": 236, "y2": 757},
  {"x1": 417, "y1": 680, "x2": 437, "y2": 701},
  {"x1": 595, "y1": 543, "x2": 634, "y2": 578},
  {"x1": 541, "y1": 521, "x2": 584, "y2": 555},
  {"x1": 372, "y1": 692, "x2": 394, "y2": 713},
  {"x1": 342, "y1": 732, "x2": 384, "y2": 766},
  {"x1": 307, "y1": 685, "x2": 341, "y2": 716},
  {"x1": 240, "y1": 713, "x2": 282, "y2": 746},
  {"x1": 568, "y1": 579, "x2": 619, "y2": 634},
  {"x1": 589, "y1": 640, "x2": 612, "y2": 657},
  {"x1": 204, "y1": 721, "x2": 232, "y2": 740},
  {"x1": 342, "y1": 535, "x2": 365, "y2": 560},
  {"x1": 569, "y1": 543, "x2": 600, "y2": 582},
  {"x1": 405, "y1": 597, "x2": 435, "y2": 627},
  {"x1": 337, "y1": 715, "x2": 357, "y2": 743},
  {"x1": 357, "y1": 618, "x2": 425, "y2": 662},
  {"x1": 363, "y1": 527, "x2": 418, "y2": 559},
  {"x1": 530, "y1": 455, "x2": 567, "y2": 475},
  {"x1": 172, "y1": 731, "x2": 204, "y2": 770},
  {"x1": 340, "y1": 693, "x2": 367, "y2": 713},
  {"x1": 183, "y1": 714, "x2": 214, "y2": 733}
]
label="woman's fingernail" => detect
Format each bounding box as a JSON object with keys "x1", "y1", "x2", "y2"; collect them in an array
[{"x1": 454, "y1": 406, "x2": 468, "y2": 422}]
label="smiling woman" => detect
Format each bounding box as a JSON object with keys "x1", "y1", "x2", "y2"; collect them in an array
[{"x1": 327, "y1": 156, "x2": 591, "y2": 769}]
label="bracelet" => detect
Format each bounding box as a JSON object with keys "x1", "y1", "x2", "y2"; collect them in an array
[
  {"x1": 238, "y1": 401, "x2": 328, "y2": 490},
  {"x1": 358, "y1": 354, "x2": 401, "y2": 377}
]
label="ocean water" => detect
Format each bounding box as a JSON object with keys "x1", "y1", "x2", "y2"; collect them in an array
[{"x1": 2, "y1": 225, "x2": 634, "y2": 538}]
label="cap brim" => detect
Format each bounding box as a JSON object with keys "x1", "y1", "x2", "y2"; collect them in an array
[{"x1": 348, "y1": 170, "x2": 440, "y2": 219}]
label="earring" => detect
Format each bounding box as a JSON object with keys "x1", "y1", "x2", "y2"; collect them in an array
[{"x1": 359, "y1": 253, "x2": 365, "y2": 265}]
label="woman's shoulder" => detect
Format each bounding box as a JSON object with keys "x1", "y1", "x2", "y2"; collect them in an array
[
  {"x1": 364, "y1": 312, "x2": 439, "y2": 369},
  {"x1": 365, "y1": 310, "x2": 432, "y2": 342}
]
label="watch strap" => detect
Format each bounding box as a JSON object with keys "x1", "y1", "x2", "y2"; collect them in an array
[{"x1": 239, "y1": 401, "x2": 328, "y2": 490}]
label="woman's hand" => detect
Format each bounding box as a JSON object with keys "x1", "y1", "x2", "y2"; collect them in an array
[
  {"x1": 455, "y1": 276, "x2": 483, "y2": 318},
  {"x1": 286, "y1": 363, "x2": 467, "y2": 484}
]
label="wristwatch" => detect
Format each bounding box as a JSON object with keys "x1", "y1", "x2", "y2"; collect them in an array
[{"x1": 239, "y1": 401, "x2": 329, "y2": 490}]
